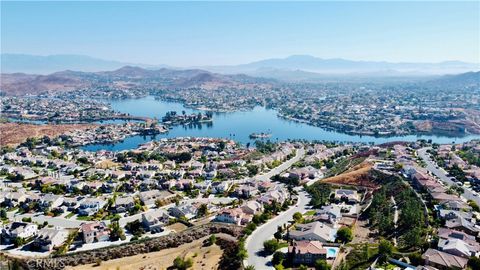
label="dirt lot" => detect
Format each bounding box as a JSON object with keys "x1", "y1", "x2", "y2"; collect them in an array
[
  {"x1": 323, "y1": 161, "x2": 379, "y2": 188},
  {"x1": 67, "y1": 236, "x2": 223, "y2": 270},
  {"x1": 351, "y1": 219, "x2": 375, "y2": 244},
  {"x1": 165, "y1": 222, "x2": 189, "y2": 233},
  {"x1": 0, "y1": 122, "x2": 96, "y2": 146}
]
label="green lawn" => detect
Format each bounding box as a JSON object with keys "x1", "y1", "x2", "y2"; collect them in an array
[
  {"x1": 76, "y1": 215, "x2": 93, "y2": 221},
  {"x1": 65, "y1": 212, "x2": 75, "y2": 219}
]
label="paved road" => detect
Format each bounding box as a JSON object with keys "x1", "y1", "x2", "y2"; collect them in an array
[
  {"x1": 245, "y1": 190, "x2": 310, "y2": 269},
  {"x1": 255, "y1": 148, "x2": 306, "y2": 181},
  {"x1": 233, "y1": 147, "x2": 306, "y2": 185},
  {"x1": 391, "y1": 196, "x2": 398, "y2": 247},
  {"x1": 417, "y1": 147, "x2": 480, "y2": 205}
]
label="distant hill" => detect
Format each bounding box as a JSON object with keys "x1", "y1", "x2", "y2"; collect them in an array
[
  {"x1": 425, "y1": 71, "x2": 480, "y2": 89},
  {"x1": 0, "y1": 66, "x2": 274, "y2": 96},
  {"x1": 3, "y1": 53, "x2": 478, "y2": 77},
  {"x1": 0, "y1": 54, "x2": 166, "y2": 74},
  {"x1": 201, "y1": 55, "x2": 479, "y2": 77}
]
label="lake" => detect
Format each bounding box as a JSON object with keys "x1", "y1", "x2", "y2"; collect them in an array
[{"x1": 82, "y1": 96, "x2": 480, "y2": 151}]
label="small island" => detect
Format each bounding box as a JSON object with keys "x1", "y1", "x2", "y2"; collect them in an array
[{"x1": 162, "y1": 111, "x2": 213, "y2": 126}]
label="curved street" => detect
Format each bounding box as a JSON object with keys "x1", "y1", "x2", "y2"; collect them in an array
[{"x1": 245, "y1": 190, "x2": 311, "y2": 269}]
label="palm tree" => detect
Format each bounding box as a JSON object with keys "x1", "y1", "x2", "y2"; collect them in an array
[{"x1": 244, "y1": 266, "x2": 256, "y2": 270}]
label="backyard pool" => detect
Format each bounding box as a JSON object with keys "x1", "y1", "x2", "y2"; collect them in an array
[{"x1": 327, "y1": 247, "x2": 339, "y2": 258}]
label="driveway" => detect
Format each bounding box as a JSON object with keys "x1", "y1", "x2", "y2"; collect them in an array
[{"x1": 417, "y1": 147, "x2": 480, "y2": 205}]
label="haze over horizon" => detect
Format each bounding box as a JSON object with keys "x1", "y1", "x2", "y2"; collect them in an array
[{"x1": 2, "y1": 1, "x2": 479, "y2": 67}]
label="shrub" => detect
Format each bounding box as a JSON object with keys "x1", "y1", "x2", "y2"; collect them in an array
[
  {"x1": 314, "y1": 259, "x2": 331, "y2": 270},
  {"x1": 172, "y1": 256, "x2": 193, "y2": 270},
  {"x1": 336, "y1": 226, "x2": 353, "y2": 243},
  {"x1": 263, "y1": 239, "x2": 280, "y2": 254}
]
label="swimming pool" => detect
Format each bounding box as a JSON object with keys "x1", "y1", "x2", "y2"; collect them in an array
[{"x1": 327, "y1": 247, "x2": 339, "y2": 258}]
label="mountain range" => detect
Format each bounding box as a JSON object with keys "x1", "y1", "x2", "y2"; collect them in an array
[
  {"x1": 2, "y1": 54, "x2": 478, "y2": 80},
  {"x1": 1, "y1": 62, "x2": 478, "y2": 96},
  {"x1": 0, "y1": 65, "x2": 275, "y2": 96}
]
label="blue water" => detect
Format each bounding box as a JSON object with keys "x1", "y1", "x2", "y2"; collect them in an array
[
  {"x1": 81, "y1": 96, "x2": 480, "y2": 151},
  {"x1": 327, "y1": 247, "x2": 338, "y2": 258}
]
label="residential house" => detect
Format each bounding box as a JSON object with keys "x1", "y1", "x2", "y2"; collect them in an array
[
  {"x1": 114, "y1": 196, "x2": 135, "y2": 213},
  {"x1": 141, "y1": 209, "x2": 169, "y2": 233},
  {"x1": 211, "y1": 181, "x2": 231, "y2": 194},
  {"x1": 438, "y1": 209, "x2": 472, "y2": 221},
  {"x1": 241, "y1": 200, "x2": 263, "y2": 215},
  {"x1": 215, "y1": 208, "x2": 252, "y2": 225},
  {"x1": 289, "y1": 221, "x2": 337, "y2": 242},
  {"x1": 314, "y1": 205, "x2": 342, "y2": 224},
  {"x1": 422, "y1": 248, "x2": 468, "y2": 270},
  {"x1": 32, "y1": 228, "x2": 69, "y2": 252},
  {"x1": 234, "y1": 184, "x2": 257, "y2": 198},
  {"x1": 38, "y1": 194, "x2": 64, "y2": 211},
  {"x1": 0, "y1": 191, "x2": 28, "y2": 208},
  {"x1": 445, "y1": 217, "x2": 480, "y2": 236},
  {"x1": 258, "y1": 188, "x2": 288, "y2": 205},
  {"x1": 1, "y1": 222, "x2": 38, "y2": 243},
  {"x1": 80, "y1": 222, "x2": 110, "y2": 244},
  {"x1": 437, "y1": 238, "x2": 479, "y2": 258},
  {"x1": 438, "y1": 228, "x2": 479, "y2": 248},
  {"x1": 169, "y1": 202, "x2": 198, "y2": 219},
  {"x1": 439, "y1": 200, "x2": 472, "y2": 212},
  {"x1": 78, "y1": 198, "x2": 106, "y2": 216},
  {"x1": 334, "y1": 189, "x2": 360, "y2": 204},
  {"x1": 139, "y1": 190, "x2": 175, "y2": 206},
  {"x1": 289, "y1": 240, "x2": 327, "y2": 265},
  {"x1": 62, "y1": 197, "x2": 80, "y2": 212}
]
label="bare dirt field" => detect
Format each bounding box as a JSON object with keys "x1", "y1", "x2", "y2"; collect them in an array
[
  {"x1": 66, "y1": 236, "x2": 223, "y2": 270},
  {"x1": 323, "y1": 161, "x2": 379, "y2": 188},
  {"x1": 0, "y1": 122, "x2": 96, "y2": 146},
  {"x1": 164, "y1": 222, "x2": 189, "y2": 233},
  {"x1": 351, "y1": 219, "x2": 375, "y2": 244}
]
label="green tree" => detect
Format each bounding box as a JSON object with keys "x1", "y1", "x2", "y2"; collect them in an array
[
  {"x1": 172, "y1": 256, "x2": 193, "y2": 270},
  {"x1": 0, "y1": 208, "x2": 7, "y2": 219},
  {"x1": 109, "y1": 221, "x2": 126, "y2": 241},
  {"x1": 403, "y1": 226, "x2": 423, "y2": 248},
  {"x1": 197, "y1": 203, "x2": 208, "y2": 217},
  {"x1": 314, "y1": 259, "x2": 331, "y2": 270},
  {"x1": 247, "y1": 165, "x2": 259, "y2": 176},
  {"x1": 263, "y1": 239, "x2": 280, "y2": 254},
  {"x1": 468, "y1": 256, "x2": 480, "y2": 270},
  {"x1": 378, "y1": 239, "x2": 393, "y2": 262},
  {"x1": 12, "y1": 237, "x2": 25, "y2": 247},
  {"x1": 208, "y1": 234, "x2": 217, "y2": 245},
  {"x1": 274, "y1": 226, "x2": 283, "y2": 241},
  {"x1": 336, "y1": 226, "x2": 353, "y2": 243},
  {"x1": 468, "y1": 200, "x2": 480, "y2": 212},
  {"x1": 293, "y1": 212, "x2": 303, "y2": 223},
  {"x1": 272, "y1": 251, "x2": 285, "y2": 266}
]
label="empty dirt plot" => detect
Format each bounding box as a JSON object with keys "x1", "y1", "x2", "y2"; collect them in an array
[
  {"x1": 322, "y1": 161, "x2": 379, "y2": 188},
  {"x1": 0, "y1": 122, "x2": 96, "y2": 146},
  {"x1": 67, "y1": 236, "x2": 223, "y2": 270}
]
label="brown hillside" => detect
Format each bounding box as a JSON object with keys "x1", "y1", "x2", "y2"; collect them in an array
[
  {"x1": 322, "y1": 160, "x2": 379, "y2": 188},
  {"x1": 0, "y1": 122, "x2": 96, "y2": 146}
]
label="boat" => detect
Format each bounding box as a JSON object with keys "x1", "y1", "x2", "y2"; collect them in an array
[{"x1": 249, "y1": 132, "x2": 272, "y2": 139}]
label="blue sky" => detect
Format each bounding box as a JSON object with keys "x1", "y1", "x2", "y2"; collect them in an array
[{"x1": 1, "y1": 1, "x2": 479, "y2": 66}]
